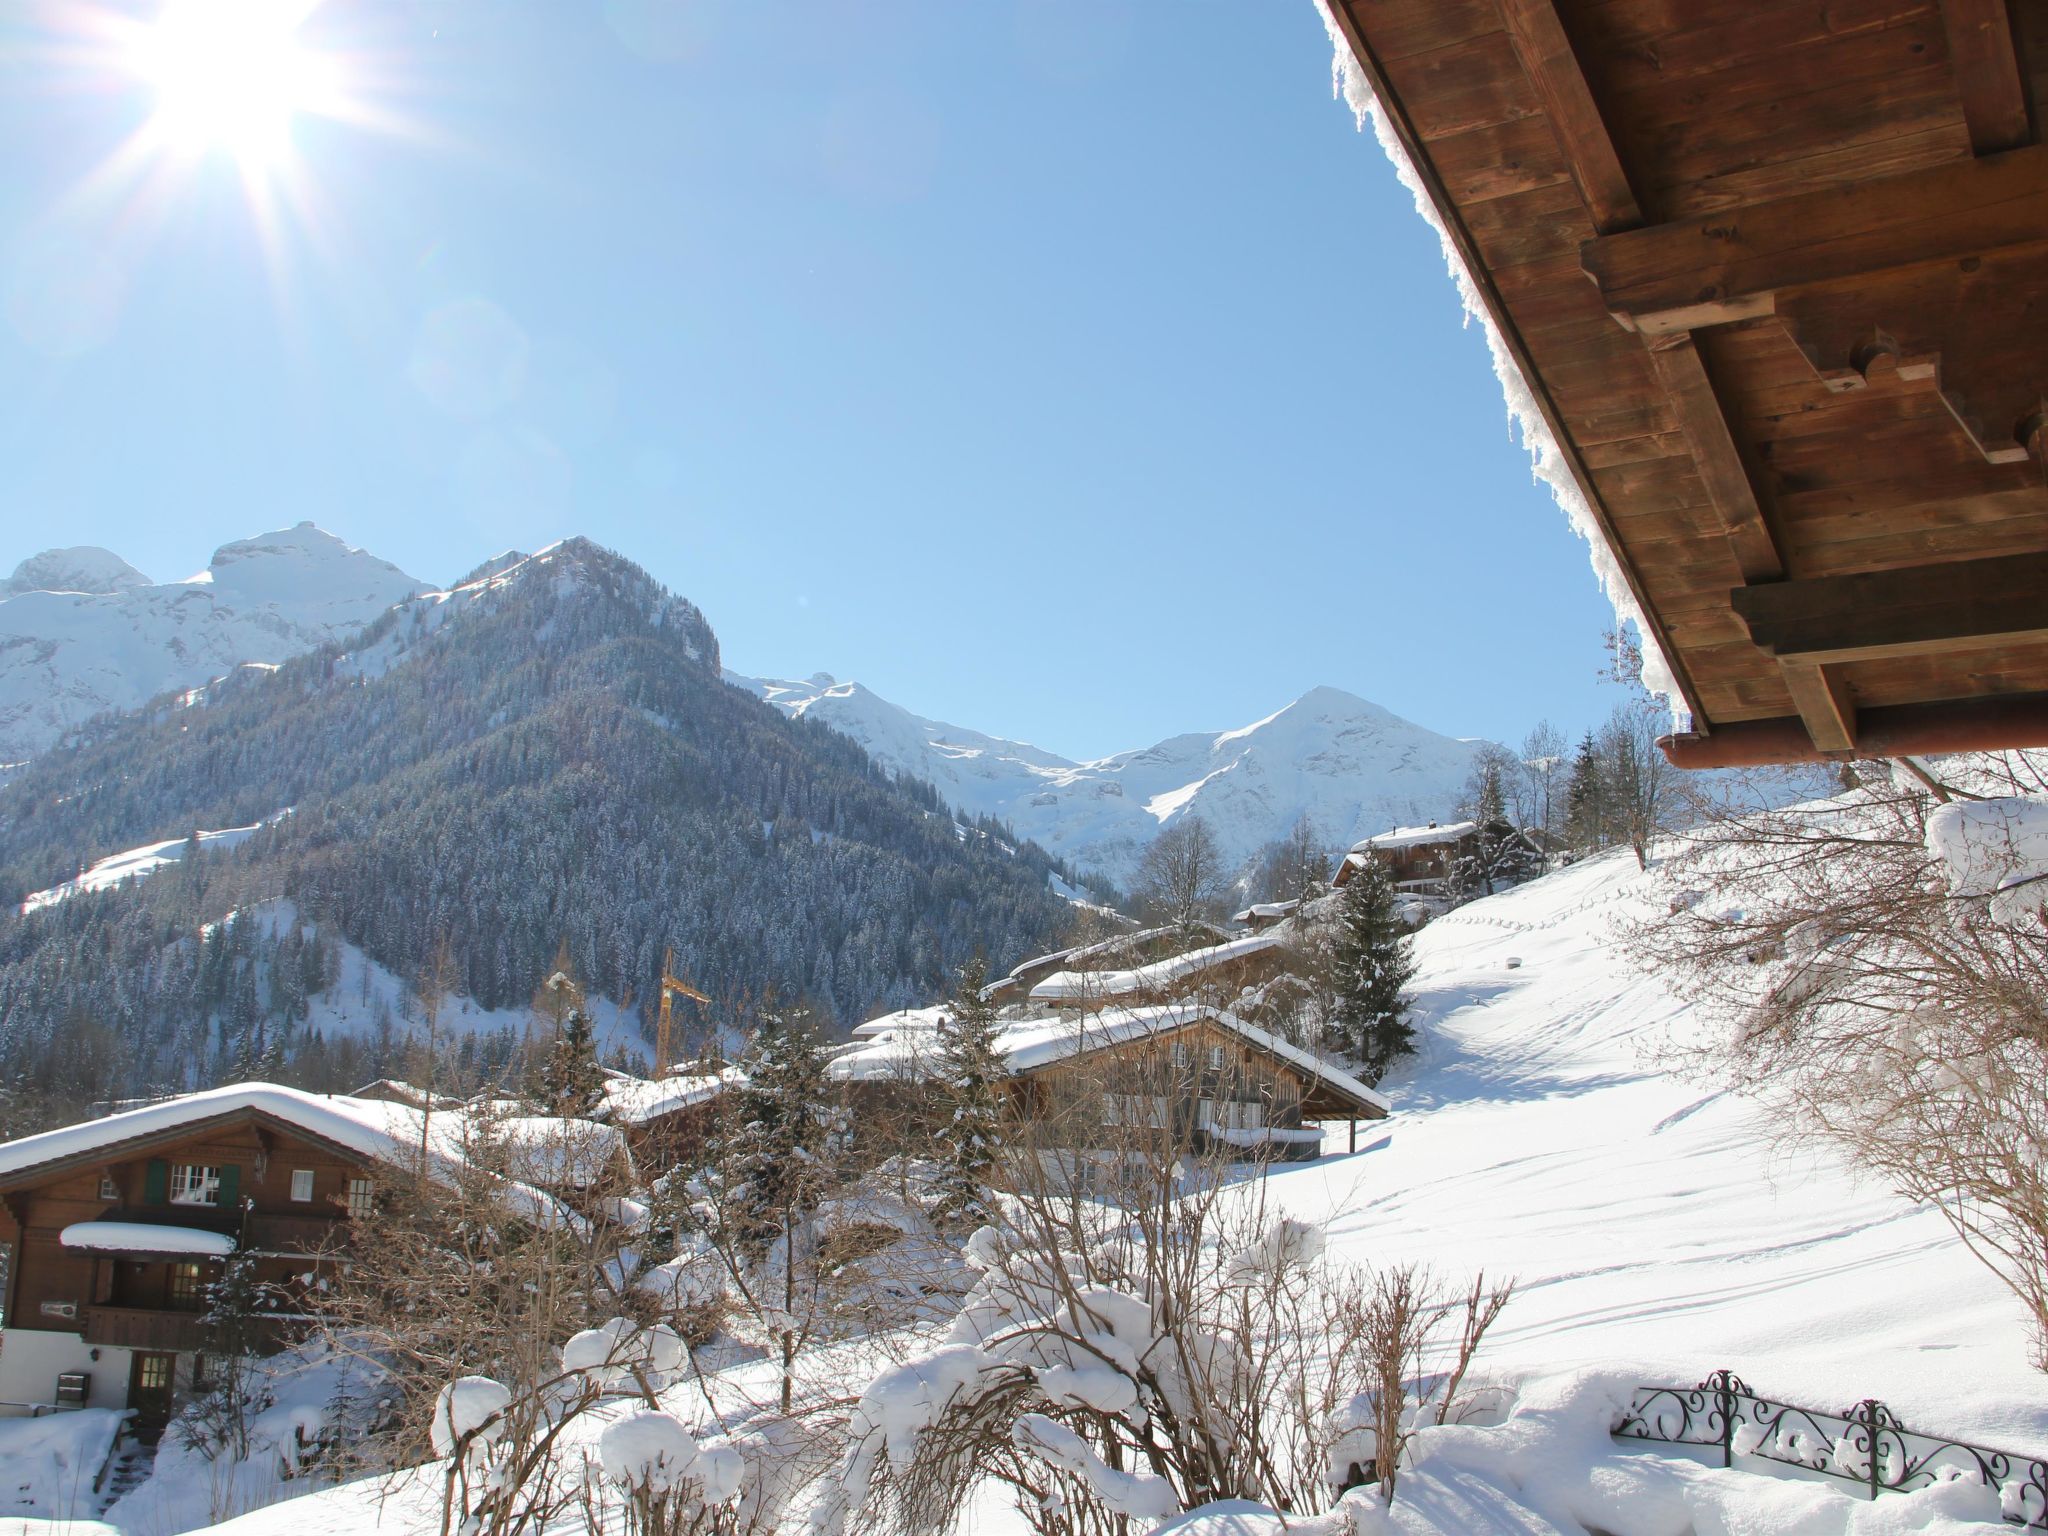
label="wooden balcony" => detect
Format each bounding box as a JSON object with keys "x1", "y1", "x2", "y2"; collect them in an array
[
  {"x1": 82, "y1": 1306, "x2": 304, "y2": 1355},
  {"x1": 83, "y1": 1306, "x2": 208, "y2": 1353}
]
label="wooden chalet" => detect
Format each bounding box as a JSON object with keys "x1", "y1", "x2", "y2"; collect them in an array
[
  {"x1": 1322, "y1": 0, "x2": 2048, "y2": 766},
  {"x1": 0, "y1": 1085, "x2": 571, "y2": 1436},
  {"x1": 1026, "y1": 931, "x2": 1296, "y2": 1013},
  {"x1": 830, "y1": 1002, "x2": 1389, "y2": 1163},
  {"x1": 1334, "y1": 821, "x2": 1480, "y2": 894}
]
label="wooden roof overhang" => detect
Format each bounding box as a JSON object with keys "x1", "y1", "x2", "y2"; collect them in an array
[{"x1": 1323, "y1": 0, "x2": 2048, "y2": 766}]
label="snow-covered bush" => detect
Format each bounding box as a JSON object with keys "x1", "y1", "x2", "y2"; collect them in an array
[
  {"x1": 811, "y1": 1085, "x2": 1511, "y2": 1536},
  {"x1": 596, "y1": 1409, "x2": 745, "y2": 1536}
]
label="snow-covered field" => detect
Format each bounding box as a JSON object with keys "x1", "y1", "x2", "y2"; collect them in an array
[{"x1": 19, "y1": 847, "x2": 2044, "y2": 1536}]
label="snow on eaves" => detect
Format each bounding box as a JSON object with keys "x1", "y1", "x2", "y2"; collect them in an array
[
  {"x1": 1310, "y1": 1, "x2": 1683, "y2": 720},
  {"x1": 60, "y1": 1221, "x2": 237, "y2": 1257},
  {"x1": 597, "y1": 1071, "x2": 740, "y2": 1126},
  {"x1": 1351, "y1": 820, "x2": 1477, "y2": 854}
]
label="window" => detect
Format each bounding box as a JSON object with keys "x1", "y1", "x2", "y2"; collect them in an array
[
  {"x1": 170, "y1": 1164, "x2": 221, "y2": 1206},
  {"x1": 168, "y1": 1262, "x2": 205, "y2": 1311},
  {"x1": 289, "y1": 1169, "x2": 315, "y2": 1203},
  {"x1": 98, "y1": 1175, "x2": 117, "y2": 1201},
  {"x1": 344, "y1": 1179, "x2": 374, "y2": 1219},
  {"x1": 1207, "y1": 1045, "x2": 1227, "y2": 1071},
  {"x1": 137, "y1": 1355, "x2": 173, "y2": 1391}
]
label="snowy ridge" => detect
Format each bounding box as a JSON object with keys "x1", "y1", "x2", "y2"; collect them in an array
[
  {"x1": 730, "y1": 675, "x2": 1485, "y2": 884},
  {"x1": 20, "y1": 812, "x2": 289, "y2": 914},
  {"x1": 0, "y1": 523, "x2": 426, "y2": 761}
]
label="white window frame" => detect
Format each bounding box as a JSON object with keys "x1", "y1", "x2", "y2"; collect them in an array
[
  {"x1": 344, "y1": 1178, "x2": 374, "y2": 1219},
  {"x1": 170, "y1": 1164, "x2": 221, "y2": 1206},
  {"x1": 289, "y1": 1169, "x2": 315, "y2": 1203},
  {"x1": 97, "y1": 1175, "x2": 117, "y2": 1201}
]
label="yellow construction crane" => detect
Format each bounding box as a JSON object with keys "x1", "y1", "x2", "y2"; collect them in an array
[{"x1": 655, "y1": 947, "x2": 710, "y2": 1076}]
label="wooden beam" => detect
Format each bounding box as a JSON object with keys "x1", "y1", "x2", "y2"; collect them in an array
[
  {"x1": 1644, "y1": 333, "x2": 1786, "y2": 581},
  {"x1": 1731, "y1": 552, "x2": 2048, "y2": 664},
  {"x1": 1940, "y1": 0, "x2": 2032, "y2": 155},
  {"x1": 1496, "y1": 0, "x2": 1642, "y2": 233},
  {"x1": 1778, "y1": 662, "x2": 1859, "y2": 754},
  {"x1": 1663, "y1": 692, "x2": 2048, "y2": 767},
  {"x1": 1321, "y1": 0, "x2": 1713, "y2": 730},
  {"x1": 1582, "y1": 144, "x2": 2048, "y2": 334}
]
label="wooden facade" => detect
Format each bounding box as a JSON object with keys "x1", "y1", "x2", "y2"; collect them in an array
[
  {"x1": 1324, "y1": 0, "x2": 2048, "y2": 765},
  {"x1": 0, "y1": 1110, "x2": 371, "y2": 1431}
]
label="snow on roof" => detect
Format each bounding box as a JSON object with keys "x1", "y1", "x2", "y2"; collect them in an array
[
  {"x1": 61, "y1": 1221, "x2": 236, "y2": 1258},
  {"x1": 828, "y1": 1001, "x2": 1388, "y2": 1116},
  {"x1": 597, "y1": 1071, "x2": 738, "y2": 1126},
  {"x1": 0, "y1": 1083, "x2": 577, "y2": 1227},
  {"x1": 1231, "y1": 900, "x2": 1300, "y2": 923},
  {"x1": 490, "y1": 1117, "x2": 630, "y2": 1188},
  {"x1": 848, "y1": 1005, "x2": 951, "y2": 1040},
  {"x1": 1350, "y1": 820, "x2": 1478, "y2": 854},
  {"x1": 1028, "y1": 931, "x2": 1289, "y2": 1003}
]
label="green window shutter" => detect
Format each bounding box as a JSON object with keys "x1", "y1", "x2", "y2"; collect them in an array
[
  {"x1": 143, "y1": 1158, "x2": 168, "y2": 1204},
  {"x1": 217, "y1": 1165, "x2": 241, "y2": 1208}
]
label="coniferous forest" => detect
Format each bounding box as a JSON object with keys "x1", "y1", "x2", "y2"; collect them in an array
[{"x1": 0, "y1": 541, "x2": 1074, "y2": 1106}]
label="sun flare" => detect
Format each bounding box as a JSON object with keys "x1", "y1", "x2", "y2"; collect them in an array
[{"x1": 128, "y1": 0, "x2": 336, "y2": 166}]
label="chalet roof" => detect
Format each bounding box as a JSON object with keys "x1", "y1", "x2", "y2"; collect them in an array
[
  {"x1": 596, "y1": 1070, "x2": 739, "y2": 1127},
  {"x1": 1353, "y1": 821, "x2": 1479, "y2": 853},
  {"x1": 1028, "y1": 931, "x2": 1291, "y2": 1003},
  {"x1": 1231, "y1": 900, "x2": 1301, "y2": 924},
  {"x1": 1319, "y1": 0, "x2": 2048, "y2": 767},
  {"x1": 0, "y1": 1083, "x2": 578, "y2": 1226},
  {"x1": 828, "y1": 1001, "x2": 1389, "y2": 1119}
]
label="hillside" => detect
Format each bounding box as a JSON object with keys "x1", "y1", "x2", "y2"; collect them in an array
[
  {"x1": 0, "y1": 541, "x2": 1073, "y2": 1098},
  {"x1": 0, "y1": 523, "x2": 427, "y2": 764},
  {"x1": 733, "y1": 675, "x2": 1485, "y2": 885}
]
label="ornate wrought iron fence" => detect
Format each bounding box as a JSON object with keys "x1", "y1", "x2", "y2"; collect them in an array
[{"x1": 1613, "y1": 1370, "x2": 2048, "y2": 1527}]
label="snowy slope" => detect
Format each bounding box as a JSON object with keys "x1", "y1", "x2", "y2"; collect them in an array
[
  {"x1": 0, "y1": 523, "x2": 425, "y2": 762},
  {"x1": 1272, "y1": 847, "x2": 2047, "y2": 1449},
  {"x1": 731, "y1": 675, "x2": 1484, "y2": 885}
]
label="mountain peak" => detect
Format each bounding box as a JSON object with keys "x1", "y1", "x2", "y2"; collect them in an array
[{"x1": 3, "y1": 546, "x2": 153, "y2": 598}]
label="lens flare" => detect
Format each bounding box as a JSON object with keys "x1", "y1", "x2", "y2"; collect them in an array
[{"x1": 128, "y1": 0, "x2": 337, "y2": 166}]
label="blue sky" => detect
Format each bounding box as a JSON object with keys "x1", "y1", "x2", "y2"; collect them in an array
[{"x1": 1, "y1": 0, "x2": 1631, "y2": 761}]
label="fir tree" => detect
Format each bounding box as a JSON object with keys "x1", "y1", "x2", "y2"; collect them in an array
[
  {"x1": 1563, "y1": 731, "x2": 1606, "y2": 852},
  {"x1": 537, "y1": 969, "x2": 605, "y2": 1115},
  {"x1": 932, "y1": 957, "x2": 1005, "y2": 1232},
  {"x1": 712, "y1": 1001, "x2": 835, "y2": 1251},
  {"x1": 1328, "y1": 859, "x2": 1417, "y2": 1081}
]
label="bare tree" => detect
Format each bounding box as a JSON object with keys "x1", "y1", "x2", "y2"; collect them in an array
[
  {"x1": 1133, "y1": 816, "x2": 1231, "y2": 934},
  {"x1": 1517, "y1": 721, "x2": 1567, "y2": 845},
  {"x1": 1251, "y1": 814, "x2": 1337, "y2": 909},
  {"x1": 1597, "y1": 699, "x2": 1681, "y2": 870},
  {"x1": 1638, "y1": 752, "x2": 2048, "y2": 1366}
]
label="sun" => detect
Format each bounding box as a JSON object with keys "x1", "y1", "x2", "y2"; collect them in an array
[{"x1": 128, "y1": 0, "x2": 337, "y2": 166}]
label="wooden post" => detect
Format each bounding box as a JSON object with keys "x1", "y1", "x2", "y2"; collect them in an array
[{"x1": 1349, "y1": 1118, "x2": 1357, "y2": 1154}]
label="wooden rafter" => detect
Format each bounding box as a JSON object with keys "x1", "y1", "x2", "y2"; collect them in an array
[
  {"x1": 1939, "y1": 0, "x2": 2032, "y2": 156},
  {"x1": 1583, "y1": 145, "x2": 2048, "y2": 336},
  {"x1": 1496, "y1": 0, "x2": 1641, "y2": 233},
  {"x1": 1644, "y1": 335, "x2": 1785, "y2": 582},
  {"x1": 1319, "y1": 0, "x2": 1712, "y2": 728},
  {"x1": 1732, "y1": 553, "x2": 2048, "y2": 665}
]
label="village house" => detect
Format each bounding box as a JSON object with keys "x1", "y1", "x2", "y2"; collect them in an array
[
  {"x1": 593, "y1": 1068, "x2": 739, "y2": 1175},
  {"x1": 979, "y1": 922, "x2": 1231, "y2": 1006},
  {"x1": 828, "y1": 1001, "x2": 1387, "y2": 1164},
  {"x1": 1025, "y1": 931, "x2": 1297, "y2": 1014},
  {"x1": 0, "y1": 1084, "x2": 579, "y2": 1437},
  {"x1": 1335, "y1": 820, "x2": 1480, "y2": 896}
]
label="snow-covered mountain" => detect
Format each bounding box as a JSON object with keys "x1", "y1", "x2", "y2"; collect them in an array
[
  {"x1": 0, "y1": 522, "x2": 425, "y2": 762},
  {"x1": 730, "y1": 673, "x2": 1485, "y2": 884}
]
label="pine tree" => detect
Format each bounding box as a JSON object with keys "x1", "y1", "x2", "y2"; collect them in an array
[
  {"x1": 713, "y1": 1001, "x2": 835, "y2": 1251},
  {"x1": 932, "y1": 957, "x2": 1006, "y2": 1232},
  {"x1": 1328, "y1": 859, "x2": 1417, "y2": 1081}
]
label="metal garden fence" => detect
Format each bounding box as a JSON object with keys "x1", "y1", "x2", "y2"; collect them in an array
[{"x1": 1613, "y1": 1370, "x2": 2048, "y2": 1526}]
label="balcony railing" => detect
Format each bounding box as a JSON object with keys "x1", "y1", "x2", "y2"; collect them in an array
[{"x1": 83, "y1": 1306, "x2": 208, "y2": 1353}]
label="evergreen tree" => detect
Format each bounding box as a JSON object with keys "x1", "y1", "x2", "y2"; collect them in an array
[
  {"x1": 1563, "y1": 732, "x2": 1606, "y2": 851},
  {"x1": 932, "y1": 957, "x2": 1005, "y2": 1232},
  {"x1": 711, "y1": 1000, "x2": 836, "y2": 1251},
  {"x1": 1328, "y1": 859, "x2": 1416, "y2": 1081},
  {"x1": 536, "y1": 969, "x2": 605, "y2": 1115}
]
